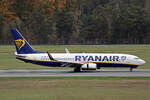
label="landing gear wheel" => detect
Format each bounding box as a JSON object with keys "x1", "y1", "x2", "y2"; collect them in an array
[
  {"x1": 74, "y1": 67, "x2": 81, "y2": 72},
  {"x1": 130, "y1": 67, "x2": 133, "y2": 72}
]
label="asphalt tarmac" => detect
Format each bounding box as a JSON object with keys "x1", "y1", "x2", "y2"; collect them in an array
[{"x1": 0, "y1": 69, "x2": 150, "y2": 77}]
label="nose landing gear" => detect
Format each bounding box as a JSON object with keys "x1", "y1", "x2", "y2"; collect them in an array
[{"x1": 74, "y1": 67, "x2": 81, "y2": 72}]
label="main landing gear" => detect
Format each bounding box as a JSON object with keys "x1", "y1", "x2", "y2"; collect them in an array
[
  {"x1": 74, "y1": 67, "x2": 134, "y2": 72},
  {"x1": 130, "y1": 67, "x2": 133, "y2": 72},
  {"x1": 74, "y1": 67, "x2": 81, "y2": 72}
]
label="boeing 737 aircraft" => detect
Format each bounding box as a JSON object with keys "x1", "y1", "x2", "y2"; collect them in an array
[{"x1": 11, "y1": 29, "x2": 145, "y2": 72}]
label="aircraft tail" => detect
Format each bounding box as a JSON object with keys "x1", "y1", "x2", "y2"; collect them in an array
[{"x1": 11, "y1": 29, "x2": 41, "y2": 54}]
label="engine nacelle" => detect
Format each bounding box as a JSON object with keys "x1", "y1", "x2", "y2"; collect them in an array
[{"x1": 81, "y1": 63, "x2": 97, "y2": 70}]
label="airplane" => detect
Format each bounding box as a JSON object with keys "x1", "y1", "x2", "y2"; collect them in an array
[{"x1": 11, "y1": 29, "x2": 146, "y2": 72}]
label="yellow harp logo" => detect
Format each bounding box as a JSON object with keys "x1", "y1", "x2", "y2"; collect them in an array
[{"x1": 15, "y1": 39, "x2": 25, "y2": 50}]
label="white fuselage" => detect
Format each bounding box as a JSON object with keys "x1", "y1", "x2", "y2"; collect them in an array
[{"x1": 16, "y1": 53, "x2": 145, "y2": 68}]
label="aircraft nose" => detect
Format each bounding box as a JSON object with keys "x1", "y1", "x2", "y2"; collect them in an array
[{"x1": 139, "y1": 59, "x2": 146, "y2": 65}]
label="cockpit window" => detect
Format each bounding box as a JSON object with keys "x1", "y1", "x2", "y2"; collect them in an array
[{"x1": 134, "y1": 57, "x2": 140, "y2": 60}]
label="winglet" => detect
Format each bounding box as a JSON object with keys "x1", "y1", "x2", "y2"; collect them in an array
[
  {"x1": 47, "y1": 51, "x2": 55, "y2": 60},
  {"x1": 65, "y1": 48, "x2": 70, "y2": 54}
]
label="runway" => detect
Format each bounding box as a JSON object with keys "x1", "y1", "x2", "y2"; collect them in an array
[{"x1": 0, "y1": 69, "x2": 150, "y2": 77}]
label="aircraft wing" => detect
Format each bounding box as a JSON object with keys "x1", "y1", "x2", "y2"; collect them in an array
[
  {"x1": 47, "y1": 52, "x2": 83, "y2": 67},
  {"x1": 59, "y1": 60, "x2": 83, "y2": 67}
]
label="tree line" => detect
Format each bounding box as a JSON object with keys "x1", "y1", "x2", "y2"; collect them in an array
[{"x1": 0, "y1": 0, "x2": 150, "y2": 44}]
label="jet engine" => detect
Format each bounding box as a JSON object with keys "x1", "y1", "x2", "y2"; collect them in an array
[{"x1": 81, "y1": 63, "x2": 97, "y2": 70}]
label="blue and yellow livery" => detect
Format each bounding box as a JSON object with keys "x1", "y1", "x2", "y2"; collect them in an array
[
  {"x1": 11, "y1": 29, "x2": 146, "y2": 72},
  {"x1": 11, "y1": 29, "x2": 41, "y2": 54}
]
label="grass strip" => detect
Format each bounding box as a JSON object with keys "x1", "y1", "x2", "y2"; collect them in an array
[{"x1": 0, "y1": 76, "x2": 150, "y2": 80}]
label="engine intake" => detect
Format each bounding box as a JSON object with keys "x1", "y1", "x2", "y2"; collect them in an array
[{"x1": 81, "y1": 63, "x2": 97, "y2": 70}]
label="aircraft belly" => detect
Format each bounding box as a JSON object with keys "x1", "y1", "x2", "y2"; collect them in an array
[
  {"x1": 96, "y1": 63, "x2": 137, "y2": 68},
  {"x1": 34, "y1": 61, "x2": 61, "y2": 67}
]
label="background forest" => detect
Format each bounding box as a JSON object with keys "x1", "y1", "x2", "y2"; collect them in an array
[{"x1": 0, "y1": 0, "x2": 150, "y2": 45}]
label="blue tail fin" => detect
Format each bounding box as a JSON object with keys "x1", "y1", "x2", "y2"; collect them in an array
[{"x1": 11, "y1": 29, "x2": 41, "y2": 54}]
